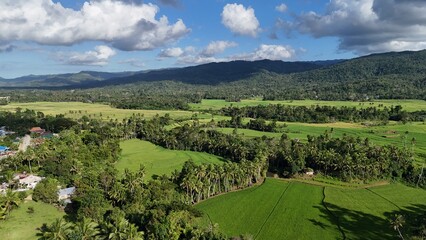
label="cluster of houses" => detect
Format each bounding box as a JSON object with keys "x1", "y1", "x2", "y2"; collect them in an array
[
  {"x1": 0, "y1": 172, "x2": 75, "y2": 203},
  {"x1": 30, "y1": 127, "x2": 54, "y2": 139},
  {"x1": 1, "y1": 126, "x2": 17, "y2": 159},
  {"x1": 1, "y1": 126, "x2": 73, "y2": 203}
]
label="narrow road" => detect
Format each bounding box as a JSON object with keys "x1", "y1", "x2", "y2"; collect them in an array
[{"x1": 19, "y1": 134, "x2": 31, "y2": 152}]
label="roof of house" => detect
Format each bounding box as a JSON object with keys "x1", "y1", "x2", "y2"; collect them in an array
[
  {"x1": 30, "y1": 127, "x2": 44, "y2": 132},
  {"x1": 19, "y1": 175, "x2": 42, "y2": 185},
  {"x1": 58, "y1": 187, "x2": 75, "y2": 197},
  {"x1": 0, "y1": 146, "x2": 9, "y2": 151}
]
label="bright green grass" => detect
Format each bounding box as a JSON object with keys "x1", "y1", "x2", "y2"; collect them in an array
[
  {"x1": 197, "y1": 179, "x2": 426, "y2": 239},
  {"x1": 255, "y1": 182, "x2": 341, "y2": 240},
  {"x1": 196, "y1": 179, "x2": 342, "y2": 239},
  {"x1": 0, "y1": 102, "x2": 196, "y2": 120},
  {"x1": 190, "y1": 99, "x2": 426, "y2": 112},
  {"x1": 324, "y1": 187, "x2": 398, "y2": 239},
  {"x1": 118, "y1": 139, "x2": 225, "y2": 179},
  {"x1": 197, "y1": 179, "x2": 290, "y2": 237},
  {"x1": 0, "y1": 201, "x2": 64, "y2": 240},
  {"x1": 368, "y1": 183, "x2": 426, "y2": 206}
]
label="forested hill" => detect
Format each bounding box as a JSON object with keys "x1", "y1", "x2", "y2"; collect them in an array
[
  {"x1": 0, "y1": 60, "x2": 330, "y2": 88},
  {"x1": 280, "y1": 50, "x2": 426, "y2": 100},
  {"x1": 1, "y1": 50, "x2": 426, "y2": 101},
  {"x1": 74, "y1": 59, "x2": 326, "y2": 87},
  {"x1": 294, "y1": 50, "x2": 426, "y2": 83},
  {"x1": 0, "y1": 71, "x2": 138, "y2": 87}
]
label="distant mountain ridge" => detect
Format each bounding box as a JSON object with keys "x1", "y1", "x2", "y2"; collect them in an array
[
  {"x1": 0, "y1": 59, "x2": 340, "y2": 88},
  {"x1": 1, "y1": 50, "x2": 426, "y2": 96},
  {"x1": 0, "y1": 71, "x2": 139, "y2": 87}
]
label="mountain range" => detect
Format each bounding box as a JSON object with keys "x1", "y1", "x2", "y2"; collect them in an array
[
  {"x1": 0, "y1": 50, "x2": 425, "y2": 99},
  {"x1": 0, "y1": 60, "x2": 340, "y2": 88}
]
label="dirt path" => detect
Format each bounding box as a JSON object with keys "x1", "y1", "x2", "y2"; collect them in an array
[{"x1": 18, "y1": 134, "x2": 31, "y2": 152}]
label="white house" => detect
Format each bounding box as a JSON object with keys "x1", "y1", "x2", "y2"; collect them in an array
[
  {"x1": 18, "y1": 174, "x2": 43, "y2": 189},
  {"x1": 58, "y1": 187, "x2": 75, "y2": 202}
]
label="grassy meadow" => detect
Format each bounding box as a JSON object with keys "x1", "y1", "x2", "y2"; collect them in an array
[
  {"x1": 118, "y1": 139, "x2": 225, "y2": 179},
  {"x1": 190, "y1": 99, "x2": 426, "y2": 112},
  {"x1": 0, "y1": 201, "x2": 64, "y2": 240},
  {"x1": 196, "y1": 178, "x2": 426, "y2": 239},
  {"x1": 0, "y1": 102, "x2": 197, "y2": 120}
]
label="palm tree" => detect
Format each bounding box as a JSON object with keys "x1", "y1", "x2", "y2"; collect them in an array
[
  {"x1": 0, "y1": 190, "x2": 21, "y2": 219},
  {"x1": 102, "y1": 217, "x2": 143, "y2": 240},
  {"x1": 390, "y1": 214, "x2": 405, "y2": 240},
  {"x1": 74, "y1": 217, "x2": 100, "y2": 240},
  {"x1": 40, "y1": 218, "x2": 72, "y2": 240}
]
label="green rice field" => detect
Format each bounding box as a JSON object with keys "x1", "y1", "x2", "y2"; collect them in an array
[
  {"x1": 190, "y1": 99, "x2": 426, "y2": 112},
  {"x1": 196, "y1": 178, "x2": 426, "y2": 239},
  {"x1": 0, "y1": 102, "x2": 197, "y2": 120},
  {"x1": 117, "y1": 139, "x2": 225, "y2": 179},
  {"x1": 0, "y1": 201, "x2": 64, "y2": 240}
]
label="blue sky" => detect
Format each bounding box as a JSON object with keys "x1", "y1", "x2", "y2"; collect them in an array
[{"x1": 1, "y1": 0, "x2": 426, "y2": 78}]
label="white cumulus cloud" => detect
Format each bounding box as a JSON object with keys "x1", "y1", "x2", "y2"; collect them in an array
[
  {"x1": 232, "y1": 44, "x2": 295, "y2": 61},
  {"x1": 0, "y1": 0, "x2": 190, "y2": 51},
  {"x1": 221, "y1": 3, "x2": 260, "y2": 37},
  {"x1": 275, "y1": 3, "x2": 288, "y2": 13},
  {"x1": 287, "y1": 0, "x2": 426, "y2": 54},
  {"x1": 201, "y1": 41, "x2": 238, "y2": 57},
  {"x1": 158, "y1": 47, "x2": 184, "y2": 58},
  {"x1": 57, "y1": 45, "x2": 116, "y2": 66}
]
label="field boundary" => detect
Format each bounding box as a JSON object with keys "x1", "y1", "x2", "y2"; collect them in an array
[
  {"x1": 365, "y1": 188, "x2": 401, "y2": 210},
  {"x1": 277, "y1": 177, "x2": 390, "y2": 189},
  {"x1": 254, "y1": 181, "x2": 292, "y2": 240},
  {"x1": 322, "y1": 187, "x2": 346, "y2": 240}
]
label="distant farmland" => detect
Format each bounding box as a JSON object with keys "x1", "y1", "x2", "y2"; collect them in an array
[
  {"x1": 190, "y1": 99, "x2": 426, "y2": 112},
  {"x1": 0, "y1": 102, "x2": 196, "y2": 120}
]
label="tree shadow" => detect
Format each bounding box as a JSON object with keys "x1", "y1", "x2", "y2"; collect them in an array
[
  {"x1": 308, "y1": 219, "x2": 331, "y2": 230},
  {"x1": 312, "y1": 202, "x2": 426, "y2": 240}
]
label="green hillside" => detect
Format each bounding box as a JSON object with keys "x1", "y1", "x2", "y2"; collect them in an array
[{"x1": 117, "y1": 139, "x2": 225, "y2": 179}]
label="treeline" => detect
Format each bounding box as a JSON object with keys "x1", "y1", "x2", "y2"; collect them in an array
[
  {"x1": 218, "y1": 104, "x2": 425, "y2": 123},
  {"x1": 110, "y1": 95, "x2": 199, "y2": 110},
  {"x1": 215, "y1": 116, "x2": 279, "y2": 132},
  {"x1": 134, "y1": 118, "x2": 423, "y2": 188},
  {"x1": 0, "y1": 109, "x2": 77, "y2": 135},
  {"x1": 269, "y1": 134, "x2": 416, "y2": 182},
  {"x1": 175, "y1": 160, "x2": 265, "y2": 204}
]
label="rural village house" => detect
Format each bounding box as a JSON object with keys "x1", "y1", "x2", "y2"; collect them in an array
[{"x1": 58, "y1": 187, "x2": 75, "y2": 203}]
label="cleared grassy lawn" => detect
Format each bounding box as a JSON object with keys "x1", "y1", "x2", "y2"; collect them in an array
[
  {"x1": 0, "y1": 201, "x2": 64, "y2": 240},
  {"x1": 197, "y1": 179, "x2": 426, "y2": 239},
  {"x1": 118, "y1": 139, "x2": 225, "y2": 179},
  {"x1": 0, "y1": 102, "x2": 196, "y2": 120},
  {"x1": 190, "y1": 99, "x2": 426, "y2": 112}
]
